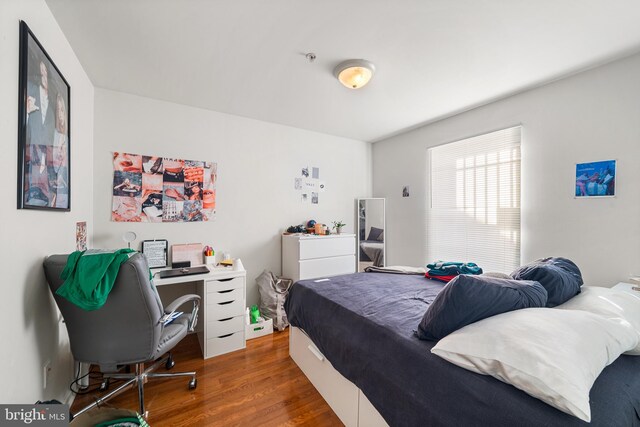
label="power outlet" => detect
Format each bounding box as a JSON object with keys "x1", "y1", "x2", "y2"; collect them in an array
[{"x1": 43, "y1": 361, "x2": 51, "y2": 389}]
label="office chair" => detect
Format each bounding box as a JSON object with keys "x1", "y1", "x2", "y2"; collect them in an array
[{"x1": 43, "y1": 252, "x2": 200, "y2": 419}]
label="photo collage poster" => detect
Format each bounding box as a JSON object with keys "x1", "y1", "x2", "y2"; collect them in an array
[
  {"x1": 112, "y1": 152, "x2": 217, "y2": 222},
  {"x1": 294, "y1": 166, "x2": 325, "y2": 204}
]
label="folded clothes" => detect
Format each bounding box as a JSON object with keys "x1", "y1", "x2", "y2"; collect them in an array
[
  {"x1": 425, "y1": 272, "x2": 458, "y2": 283},
  {"x1": 426, "y1": 261, "x2": 483, "y2": 276}
]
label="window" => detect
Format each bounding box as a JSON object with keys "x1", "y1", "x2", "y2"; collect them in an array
[{"x1": 427, "y1": 126, "x2": 521, "y2": 273}]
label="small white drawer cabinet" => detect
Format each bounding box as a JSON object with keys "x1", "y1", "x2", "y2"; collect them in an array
[
  {"x1": 198, "y1": 274, "x2": 246, "y2": 358},
  {"x1": 282, "y1": 234, "x2": 356, "y2": 282}
]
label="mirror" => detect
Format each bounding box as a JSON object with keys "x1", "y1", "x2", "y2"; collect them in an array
[{"x1": 357, "y1": 198, "x2": 385, "y2": 272}]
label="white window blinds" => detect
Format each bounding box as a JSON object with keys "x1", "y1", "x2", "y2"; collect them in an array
[{"x1": 428, "y1": 126, "x2": 521, "y2": 273}]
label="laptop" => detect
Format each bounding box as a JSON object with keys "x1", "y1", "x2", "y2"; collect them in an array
[{"x1": 157, "y1": 265, "x2": 210, "y2": 279}]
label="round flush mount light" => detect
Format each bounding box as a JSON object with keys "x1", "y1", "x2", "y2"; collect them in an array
[{"x1": 333, "y1": 59, "x2": 375, "y2": 89}]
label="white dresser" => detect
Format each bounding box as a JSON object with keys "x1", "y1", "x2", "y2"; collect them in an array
[{"x1": 282, "y1": 234, "x2": 356, "y2": 282}]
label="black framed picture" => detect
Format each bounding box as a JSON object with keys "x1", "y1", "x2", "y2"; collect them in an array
[{"x1": 17, "y1": 21, "x2": 71, "y2": 211}]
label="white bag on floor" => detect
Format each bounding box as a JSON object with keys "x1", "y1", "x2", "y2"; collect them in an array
[{"x1": 256, "y1": 270, "x2": 293, "y2": 331}]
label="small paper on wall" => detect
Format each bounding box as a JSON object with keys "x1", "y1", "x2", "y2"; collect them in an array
[
  {"x1": 76, "y1": 221, "x2": 87, "y2": 251},
  {"x1": 295, "y1": 165, "x2": 322, "y2": 204}
]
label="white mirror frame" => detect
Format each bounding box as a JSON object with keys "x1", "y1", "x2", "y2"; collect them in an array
[{"x1": 356, "y1": 198, "x2": 386, "y2": 272}]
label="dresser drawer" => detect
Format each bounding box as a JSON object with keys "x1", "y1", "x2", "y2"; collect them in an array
[
  {"x1": 206, "y1": 315, "x2": 244, "y2": 339},
  {"x1": 299, "y1": 237, "x2": 355, "y2": 260},
  {"x1": 208, "y1": 287, "x2": 243, "y2": 305},
  {"x1": 206, "y1": 276, "x2": 244, "y2": 293},
  {"x1": 299, "y1": 255, "x2": 355, "y2": 280},
  {"x1": 205, "y1": 331, "x2": 245, "y2": 357},
  {"x1": 206, "y1": 295, "x2": 244, "y2": 319}
]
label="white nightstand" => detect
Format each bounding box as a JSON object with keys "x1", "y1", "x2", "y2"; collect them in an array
[{"x1": 612, "y1": 282, "x2": 640, "y2": 296}]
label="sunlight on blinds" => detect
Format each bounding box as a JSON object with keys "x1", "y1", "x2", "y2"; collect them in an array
[{"x1": 428, "y1": 126, "x2": 521, "y2": 273}]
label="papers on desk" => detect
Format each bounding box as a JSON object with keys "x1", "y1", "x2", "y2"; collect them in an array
[{"x1": 163, "y1": 311, "x2": 183, "y2": 326}]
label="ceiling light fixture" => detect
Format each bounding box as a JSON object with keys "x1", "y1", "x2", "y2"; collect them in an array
[{"x1": 333, "y1": 59, "x2": 375, "y2": 89}]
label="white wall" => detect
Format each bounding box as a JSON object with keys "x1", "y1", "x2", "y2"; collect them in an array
[
  {"x1": 0, "y1": 0, "x2": 94, "y2": 403},
  {"x1": 373, "y1": 52, "x2": 640, "y2": 286},
  {"x1": 93, "y1": 88, "x2": 371, "y2": 306}
]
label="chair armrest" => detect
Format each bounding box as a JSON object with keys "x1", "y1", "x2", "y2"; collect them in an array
[
  {"x1": 162, "y1": 294, "x2": 201, "y2": 332},
  {"x1": 164, "y1": 294, "x2": 200, "y2": 314}
]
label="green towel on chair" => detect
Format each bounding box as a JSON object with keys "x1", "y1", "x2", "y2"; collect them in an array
[{"x1": 56, "y1": 249, "x2": 136, "y2": 311}]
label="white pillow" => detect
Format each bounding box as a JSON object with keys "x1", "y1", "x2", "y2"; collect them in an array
[
  {"x1": 557, "y1": 286, "x2": 640, "y2": 355},
  {"x1": 431, "y1": 308, "x2": 638, "y2": 422}
]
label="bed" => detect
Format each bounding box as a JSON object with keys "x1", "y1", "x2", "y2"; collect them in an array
[{"x1": 284, "y1": 272, "x2": 640, "y2": 427}]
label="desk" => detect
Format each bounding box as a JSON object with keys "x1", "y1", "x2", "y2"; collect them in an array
[{"x1": 154, "y1": 260, "x2": 247, "y2": 359}]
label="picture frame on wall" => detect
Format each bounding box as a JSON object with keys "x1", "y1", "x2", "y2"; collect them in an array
[
  {"x1": 17, "y1": 20, "x2": 71, "y2": 211},
  {"x1": 575, "y1": 159, "x2": 616, "y2": 198}
]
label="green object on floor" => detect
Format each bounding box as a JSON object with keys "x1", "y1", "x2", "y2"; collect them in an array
[{"x1": 250, "y1": 304, "x2": 260, "y2": 324}]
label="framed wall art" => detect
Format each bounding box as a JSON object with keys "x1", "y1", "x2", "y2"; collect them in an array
[
  {"x1": 575, "y1": 159, "x2": 616, "y2": 198},
  {"x1": 17, "y1": 21, "x2": 71, "y2": 211}
]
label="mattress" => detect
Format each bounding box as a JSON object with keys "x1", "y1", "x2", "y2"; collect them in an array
[{"x1": 284, "y1": 272, "x2": 640, "y2": 427}]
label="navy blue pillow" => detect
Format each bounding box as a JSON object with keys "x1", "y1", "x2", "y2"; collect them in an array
[
  {"x1": 367, "y1": 227, "x2": 384, "y2": 241},
  {"x1": 416, "y1": 275, "x2": 547, "y2": 341},
  {"x1": 510, "y1": 257, "x2": 583, "y2": 307}
]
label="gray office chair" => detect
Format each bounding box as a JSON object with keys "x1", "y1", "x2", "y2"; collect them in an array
[{"x1": 43, "y1": 252, "x2": 200, "y2": 419}]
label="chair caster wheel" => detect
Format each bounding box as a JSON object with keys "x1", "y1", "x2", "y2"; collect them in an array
[
  {"x1": 188, "y1": 378, "x2": 197, "y2": 390},
  {"x1": 165, "y1": 355, "x2": 175, "y2": 370},
  {"x1": 99, "y1": 379, "x2": 109, "y2": 392}
]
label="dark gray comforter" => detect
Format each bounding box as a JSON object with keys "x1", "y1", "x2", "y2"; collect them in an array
[{"x1": 284, "y1": 272, "x2": 640, "y2": 427}]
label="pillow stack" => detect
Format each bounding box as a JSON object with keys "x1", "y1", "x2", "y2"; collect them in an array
[
  {"x1": 418, "y1": 257, "x2": 584, "y2": 340},
  {"x1": 421, "y1": 257, "x2": 640, "y2": 422}
]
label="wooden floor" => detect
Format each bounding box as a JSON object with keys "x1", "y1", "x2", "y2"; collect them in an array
[{"x1": 71, "y1": 330, "x2": 342, "y2": 426}]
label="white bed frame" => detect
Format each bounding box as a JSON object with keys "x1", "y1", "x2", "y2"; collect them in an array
[{"x1": 289, "y1": 326, "x2": 389, "y2": 427}]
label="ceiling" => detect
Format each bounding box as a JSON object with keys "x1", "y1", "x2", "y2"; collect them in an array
[{"x1": 46, "y1": 0, "x2": 640, "y2": 142}]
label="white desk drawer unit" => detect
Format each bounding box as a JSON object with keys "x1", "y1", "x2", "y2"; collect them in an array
[
  {"x1": 202, "y1": 275, "x2": 246, "y2": 358},
  {"x1": 155, "y1": 260, "x2": 247, "y2": 360},
  {"x1": 282, "y1": 234, "x2": 356, "y2": 282}
]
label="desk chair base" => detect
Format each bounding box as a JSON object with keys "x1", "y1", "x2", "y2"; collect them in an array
[{"x1": 72, "y1": 353, "x2": 196, "y2": 420}]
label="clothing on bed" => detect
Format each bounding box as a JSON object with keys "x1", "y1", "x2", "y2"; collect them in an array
[
  {"x1": 424, "y1": 272, "x2": 457, "y2": 283},
  {"x1": 426, "y1": 261, "x2": 483, "y2": 276},
  {"x1": 285, "y1": 273, "x2": 640, "y2": 427}
]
